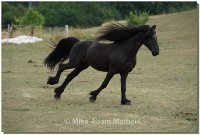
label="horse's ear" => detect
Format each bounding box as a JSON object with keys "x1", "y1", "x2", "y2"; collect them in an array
[{"x1": 152, "y1": 25, "x2": 156, "y2": 30}]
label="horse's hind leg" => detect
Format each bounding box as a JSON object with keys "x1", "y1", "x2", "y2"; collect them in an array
[
  {"x1": 47, "y1": 61, "x2": 77, "y2": 85},
  {"x1": 54, "y1": 63, "x2": 89, "y2": 100},
  {"x1": 89, "y1": 71, "x2": 115, "y2": 102}
]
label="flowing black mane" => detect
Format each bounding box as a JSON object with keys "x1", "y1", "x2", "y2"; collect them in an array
[{"x1": 96, "y1": 23, "x2": 151, "y2": 43}]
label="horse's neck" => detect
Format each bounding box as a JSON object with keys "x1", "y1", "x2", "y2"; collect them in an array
[{"x1": 123, "y1": 34, "x2": 144, "y2": 57}]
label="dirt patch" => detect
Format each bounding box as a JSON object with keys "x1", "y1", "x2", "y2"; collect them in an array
[
  {"x1": 33, "y1": 64, "x2": 43, "y2": 67},
  {"x1": 40, "y1": 85, "x2": 54, "y2": 89},
  {"x1": 175, "y1": 112, "x2": 198, "y2": 122},
  {"x1": 13, "y1": 108, "x2": 30, "y2": 112},
  {"x1": 2, "y1": 71, "x2": 12, "y2": 74},
  {"x1": 27, "y1": 60, "x2": 35, "y2": 63}
]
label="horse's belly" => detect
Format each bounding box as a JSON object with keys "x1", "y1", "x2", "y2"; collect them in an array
[
  {"x1": 86, "y1": 46, "x2": 109, "y2": 72},
  {"x1": 87, "y1": 56, "x2": 109, "y2": 72},
  {"x1": 89, "y1": 63, "x2": 109, "y2": 72}
]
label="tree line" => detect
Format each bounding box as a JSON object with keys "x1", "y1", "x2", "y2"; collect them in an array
[{"x1": 2, "y1": 2, "x2": 197, "y2": 28}]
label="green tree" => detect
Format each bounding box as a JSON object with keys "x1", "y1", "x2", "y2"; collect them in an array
[
  {"x1": 126, "y1": 11, "x2": 149, "y2": 25},
  {"x1": 21, "y1": 9, "x2": 45, "y2": 26},
  {"x1": 19, "y1": 9, "x2": 45, "y2": 36},
  {"x1": 2, "y1": 2, "x2": 27, "y2": 25}
]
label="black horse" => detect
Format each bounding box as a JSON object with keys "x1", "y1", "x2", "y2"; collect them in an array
[{"x1": 44, "y1": 24, "x2": 159, "y2": 105}]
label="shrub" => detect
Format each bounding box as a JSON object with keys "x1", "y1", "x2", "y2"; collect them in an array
[
  {"x1": 21, "y1": 9, "x2": 45, "y2": 26},
  {"x1": 126, "y1": 10, "x2": 149, "y2": 25}
]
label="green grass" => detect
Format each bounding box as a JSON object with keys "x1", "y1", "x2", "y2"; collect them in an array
[{"x1": 2, "y1": 10, "x2": 198, "y2": 133}]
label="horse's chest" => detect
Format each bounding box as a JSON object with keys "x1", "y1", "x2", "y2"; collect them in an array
[
  {"x1": 116, "y1": 58, "x2": 136, "y2": 73},
  {"x1": 122, "y1": 62, "x2": 135, "y2": 72},
  {"x1": 110, "y1": 53, "x2": 136, "y2": 73}
]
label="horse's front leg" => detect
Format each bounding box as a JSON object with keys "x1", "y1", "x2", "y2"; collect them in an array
[
  {"x1": 120, "y1": 73, "x2": 131, "y2": 105},
  {"x1": 89, "y1": 71, "x2": 115, "y2": 102}
]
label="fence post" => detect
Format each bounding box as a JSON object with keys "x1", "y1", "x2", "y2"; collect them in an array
[
  {"x1": 30, "y1": 25, "x2": 34, "y2": 36},
  {"x1": 9, "y1": 25, "x2": 13, "y2": 38},
  {"x1": 7, "y1": 24, "x2": 10, "y2": 33},
  {"x1": 7, "y1": 24, "x2": 10, "y2": 44},
  {"x1": 65, "y1": 25, "x2": 68, "y2": 37}
]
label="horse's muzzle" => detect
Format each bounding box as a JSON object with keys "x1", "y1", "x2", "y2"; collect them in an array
[{"x1": 152, "y1": 51, "x2": 159, "y2": 56}]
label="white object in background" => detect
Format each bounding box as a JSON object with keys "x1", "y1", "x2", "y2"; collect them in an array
[{"x1": 1, "y1": 35, "x2": 43, "y2": 44}]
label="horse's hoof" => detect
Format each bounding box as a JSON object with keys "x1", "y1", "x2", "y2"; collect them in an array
[
  {"x1": 54, "y1": 94, "x2": 61, "y2": 100},
  {"x1": 121, "y1": 99, "x2": 132, "y2": 105},
  {"x1": 54, "y1": 87, "x2": 61, "y2": 93},
  {"x1": 89, "y1": 96, "x2": 96, "y2": 103},
  {"x1": 89, "y1": 91, "x2": 95, "y2": 96},
  {"x1": 47, "y1": 76, "x2": 58, "y2": 85}
]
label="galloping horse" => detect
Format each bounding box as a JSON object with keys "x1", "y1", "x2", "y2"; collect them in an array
[{"x1": 44, "y1": 24, "x2": 159, "y2": 105}]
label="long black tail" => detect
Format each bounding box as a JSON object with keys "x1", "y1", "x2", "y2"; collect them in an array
[{"x1": 44, "y1": 37, "x2": 80, "y2": 70}]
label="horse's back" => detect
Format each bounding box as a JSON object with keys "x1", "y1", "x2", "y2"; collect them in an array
[{"x1": 69, "y1": 40, "x2": 93, "y2": 64}]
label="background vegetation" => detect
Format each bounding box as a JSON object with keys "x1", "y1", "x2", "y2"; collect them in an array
[
  {"x1": 2, "y1": 2, "x2": 197, "y2": 27},
  {"x1": 19, "y1": 9, "x2": 45, "y2": 26},
  {"x1": 126, "y1": 11, "x2": 149, "y2": 25}
]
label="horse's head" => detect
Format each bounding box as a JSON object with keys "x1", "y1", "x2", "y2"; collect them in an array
[{"x1": 143, "y1": 25, "x2": 159, "y2": 56}]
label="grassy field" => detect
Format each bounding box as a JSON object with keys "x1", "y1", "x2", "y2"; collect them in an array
[{"x1": 2, "y1": 10, "x2": 198, "y2": 133}]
